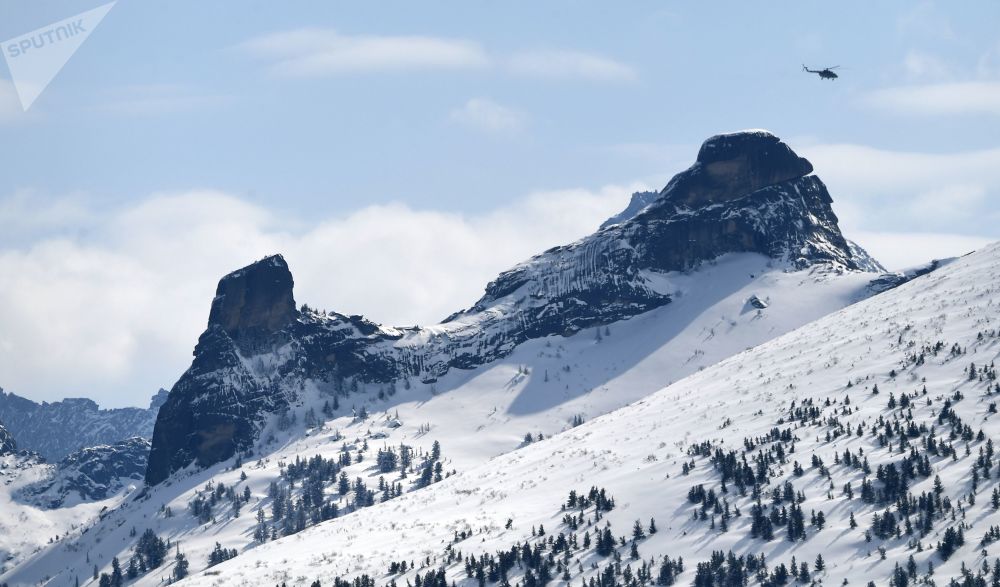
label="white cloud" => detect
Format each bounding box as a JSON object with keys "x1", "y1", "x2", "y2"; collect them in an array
[
  {"x1": 0, "y1": 184, "x2": 640, "y2": 407},
  {"x1": 449, "y1": 98, "x2": 525, "y2": 135},
  {"x1": 862, "y1": 81, "x2": 1000, "y2": 116},
  {"x1": 902, "y1": 51, "x2": 951, "y2": 80},
  {"x1": 0, "y1": 190, "x2": 97, "y2": 244},
  {"x1": 801, "y1": 143, "x2": 1000, "y2": 195},
  {"x1": 241, "y1": 28, "x2": 489, "y2": 76},
  {"x1": 240, "y1": 29, "x2": 637, "y2": 83},
  {"x1": 506, "y1": 50, "x2": 637, "y2": 82},
  {"x1": 799, "y1": 142, "x2": 1000, "y2": 246},
  {"x1": 851, "y1": 231, "x2": 993, "y2": 271}
]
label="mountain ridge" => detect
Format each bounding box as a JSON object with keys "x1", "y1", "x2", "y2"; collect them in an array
[
  {"x1": 182, "y1": 239, "x2": 1000, "y2": 587},
  {"x1": 0, "y1": 388, "x2": 164, "y2": 461},
  {"x1": 145, "y1": 129, "x2": 884, "y2": 486}
]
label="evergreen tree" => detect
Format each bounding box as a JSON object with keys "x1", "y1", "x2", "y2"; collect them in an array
[
  {"x1": 633, "y1": 520, "x2": 646, "y2": 540},
  {"x1": 110, "y1": 557, "x2": 123, "y2": 587},
  {"x1": 173, "y1": 551, "x2": 189, "y2": 581},
  {"x1": 135, "y1": 528, "x2": 167, "y2": 569}
]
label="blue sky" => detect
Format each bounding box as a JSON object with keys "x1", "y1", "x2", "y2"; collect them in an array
[{"x1": 0, "y1": 1, "x2": 998, "y2": 406}]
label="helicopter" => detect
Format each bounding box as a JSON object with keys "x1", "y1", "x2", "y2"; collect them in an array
[{"x1": 802, "y1": 64, "x2": 840, "y2": 80}]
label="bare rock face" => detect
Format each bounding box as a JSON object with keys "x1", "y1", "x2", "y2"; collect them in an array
[
  {"x1": 145, "y1": 130, "x2": 882, "y2": 485},
  {"x1": 207, "y1": 255, "x2": 297, "y2": 345},
  {"x1": 25, "y1": 437, "x2": 150, "y2": 506},
  {"x1": 0, "y1": 422, "x2": 15, "y2": 455},
  {"x1": 674, "y1": 129, "x2": 814, "y2": 207},
  {"x1": 146, "y1": 256, "x2": 300, "y2": 485}
]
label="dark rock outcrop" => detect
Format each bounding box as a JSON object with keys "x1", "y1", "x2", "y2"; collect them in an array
[
  {"x1": 24, "y1": 437, "x2": 150, "y2": 506},
  {"x1": 146, "y1": 130, "x2": 883, "y2": 485},
  {"x1": 146, "y1": 255, "x2": 409, "y2": 485},
  {"x1": 148, "y1": 388, "x2": 169, "y2": 410},
  {"x1": 680, "y1": 130, "x2": 813, "y2": 206},
  {"x1": 867, "y1": 257, "x2": 954, "y2": 294},
  {"x1": 146, "y1": 256, "x2": 298, "y2": 485},
  {"x1": 208, "y1": 255, "x2": 297, "y2": 345},
  {"x1": 0, "y1": 421, "x2": 15, "y2": 455},
  {"x1": 0, "y1": 389, "x2": 161, "y2": 461},
  {"x1": 600, "y1": 191, "x2": 659, "y2": 229}
]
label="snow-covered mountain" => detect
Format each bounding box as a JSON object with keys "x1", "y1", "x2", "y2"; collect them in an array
[
  {"x1": 1, "y1": 129, "x2": 913, "y2": 586},
  {"x1": 22, "y1": 438, "x2": 151, "y2": 508},
  {"x1": 175, "y1": 239, "x2": 1000, "y2": 587},
  {"x1": 146, "y1": 130, "x2": 885, "y2": 486},
  {"x1": 14, "y1": 129, "x2": 982, "y2": 587},
  {"x1": 0, "y1": 388, "x2": 164, "y2": 461},
  {"x1": 0, "y1": 420, "x2": 151, "y2": 574}
]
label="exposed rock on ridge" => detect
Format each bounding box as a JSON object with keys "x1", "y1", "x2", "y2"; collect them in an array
[
  {"x1": 24, "y1": 437, "x2": 150, "y2": 507},
  {"x1": 145, "y1": 130, "x2": 882, "y2": 485},
  {"x1": 208, "y1": 255, "x2": 298, "y2": 345},
  {"x1": 0, "y1": 421, "x2": 15, "y2": 455}
]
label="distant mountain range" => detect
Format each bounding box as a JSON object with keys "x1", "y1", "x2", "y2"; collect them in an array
[{"x1": 0, "y1": 387, "x2": 164, "y2": 461}]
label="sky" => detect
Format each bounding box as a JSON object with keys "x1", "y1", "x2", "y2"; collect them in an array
[{"x1": 0, "y1": 1, "x2": 998, "y2": 407}]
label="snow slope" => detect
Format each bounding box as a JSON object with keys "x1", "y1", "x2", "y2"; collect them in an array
[
  {"x1": 2, "y1": 253, "x2": 883, "y2": 586},
  {"x1": 0, "y1": 452, "x2": 132, "y2": 576},
  {"x1": 176, "y1": 241, "x2": 1000, "y2": 586}
]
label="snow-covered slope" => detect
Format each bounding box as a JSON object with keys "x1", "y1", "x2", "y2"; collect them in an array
[
  {"x1": 0, "y1": 423, "x2": 147, "y2": 574},
  {"x1": 174, "y1": 239, "x2": 1000, "y2": 587},
  {"x1": 4, "y1": 129, "x2": 928, "y2": 587},
  {"x1": 2, "y1": 252, "x2": 883, "y2": 587},
  {"x1": 0, "y1": 450, "x2": 132, "y2": 577}
]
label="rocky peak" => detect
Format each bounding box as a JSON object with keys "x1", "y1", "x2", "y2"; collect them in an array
[
  {"x1": 663, "y1": 130, "x2": 813, "y2": 208},
  {"x1": 145, "y1": 130, "x2": 883, "y2": 485},
  {"x1": 146, "y1": 255, "x2": 300, "y2": 485},
  {"x1": 599, "y1": 191, "x2": 659, "y2": 229},
  {"x1": 207, "y1": 254, "x2": 298, "y2": 341},
  {"x1": 148, "y1": 388, "x2": 169, "y2": 411}
]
